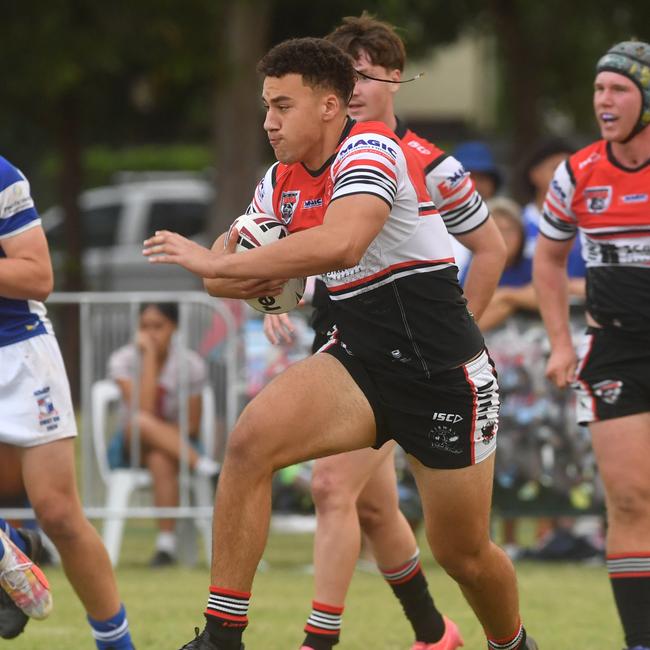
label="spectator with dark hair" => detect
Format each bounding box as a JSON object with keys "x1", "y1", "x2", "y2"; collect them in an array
[
  {"x1": 107, "y1": 302, "x2": 218, "y2": 567},
  {"x1": 520, "y1": 138, "x2": 586, "y2": 287}
]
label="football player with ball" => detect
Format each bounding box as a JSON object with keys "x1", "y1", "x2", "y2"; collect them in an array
[
  {"x1": 144, "y1": 36, "x2": 536, "y2": 650},
  {"x1": 263, "y1": 14, "x2": 509, "y2": 650}
]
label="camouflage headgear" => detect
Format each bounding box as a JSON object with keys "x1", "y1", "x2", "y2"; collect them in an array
[{"x1": 596, "y1": 40, "x2": 650, "y2": 138}]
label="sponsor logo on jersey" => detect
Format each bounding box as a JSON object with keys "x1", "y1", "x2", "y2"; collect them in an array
[
  {"x1": 593, "y1": 379, "x2": 623, "y2": 404},
  {"x1": 578, "y1": 151, "x2": 601, "y2": 170},
  {"x1": 257, "y1": 177, "x2": 265, "y2": 201},
  {"x1": 621, "y1": 193, "x2": 648, "y2": 204},
  {"x1": 339, "y1": 138, "x2": 397, "y2": 158},
  {"x1": 432, "y1": 411, "x2": 464, "y2": 424},
  {"x1": 550, "y1": 178, "x2": 568, "y2": 202},
  {"x1": 303, "y1": 198, "x2": 323, "y2": 209},
  {"x1": 279, "y1": 190, "x2": 300, "y2": 225},
  {"x1": 584, "y1": 186, "x2": 612, "y2": 213},
  {"x1": 406, "y1": 140, "x2": 432, "y2": 155}
]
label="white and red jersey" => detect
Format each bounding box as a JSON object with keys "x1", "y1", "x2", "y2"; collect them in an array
[
  {"x1": 394, "y1": 119, "x2": 489, "y2": 236},
  {"x1": 248, "y1": 118, "x2": 483, "y2": 377},
  {"x1": 541, "y1": 140, "x2": 650, "y2": 332}
]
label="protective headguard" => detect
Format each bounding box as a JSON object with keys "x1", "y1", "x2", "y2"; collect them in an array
[{"x1": 596, "y1": 40, "x2": 650, "y2": 140}]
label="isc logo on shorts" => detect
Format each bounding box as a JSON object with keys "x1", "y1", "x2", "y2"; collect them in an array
[{"x1": 431, "y1": 412, "x2": 463, "y2": 423}]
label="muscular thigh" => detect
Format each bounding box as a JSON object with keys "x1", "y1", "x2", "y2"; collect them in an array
[
  {"x1": 21, "y1": 438, "x2": 82, "y2": 512},
  {"x1": 589, "y1": 413, "x2": 650, "y2": 498},
  {"x1": 233, "y1": 353, "x2": 377, "y2": 470},
  {"x1": 408, "y1": 453, "x2": 495, "y2": 553}
]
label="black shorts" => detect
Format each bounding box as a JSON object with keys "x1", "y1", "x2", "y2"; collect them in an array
[
  {"x1": 321, "y1": 342, "x2": 500, "y2": 469},
  {"x1": 574, "y1": 327, "x2": 650, "y2": 424}
]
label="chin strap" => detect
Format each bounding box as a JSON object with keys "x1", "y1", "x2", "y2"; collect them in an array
[{"x1": 355, "y1": 69, "x2": 424, "y2": 84}]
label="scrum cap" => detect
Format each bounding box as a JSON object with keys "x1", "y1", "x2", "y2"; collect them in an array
[{"x1": 596, "y1": 40, "x2": 650, "y2": 138}]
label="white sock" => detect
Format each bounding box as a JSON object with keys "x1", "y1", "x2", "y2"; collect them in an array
[
  {"x1": 194, "y1": 456, "x2": 220, "y2": 477},
  {"x1": 156, "y1": 531, "x2": 177, "y2": 555}
]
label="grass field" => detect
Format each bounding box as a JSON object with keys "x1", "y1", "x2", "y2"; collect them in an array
[{"x1": 8, "y1": 520, "x2": 621, "y2": 649}]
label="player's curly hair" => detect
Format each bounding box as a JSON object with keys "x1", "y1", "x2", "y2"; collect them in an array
[
  {"x1": 257, "y1": 37, "x2": 356, "y2": 104},
  {"x1": 326, "y1": 12, "x2": 406, "y2": 72}
]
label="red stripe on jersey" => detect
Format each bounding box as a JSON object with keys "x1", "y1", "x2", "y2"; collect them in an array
[
  {"x1": 330, "y1": 258, "x2": 454, "y2": 292},
  {"x1": 337, "y1": 156, "x2": 397, "y2": 182},
  {"x1": 575, "y1": 333, "x2": 596, "y2": 419},
  {"x1": 440, "y1": 184, "x2": 474, "y2": 212},
  {"x1": 609, "y1": 571, "x2": 650, "y2": 578},
  {"x1": 333, "y1": 146, "x2": 398, "y2": 176},
  {"x1": 607, "y1": 553, "x2": 650, "y2": 560},
  {"x1": 544, "y1": 198, "x2": 574, "y2": 223},
  {"x1": 585, "y1": 229, "x2": 650, "y2": 240}
]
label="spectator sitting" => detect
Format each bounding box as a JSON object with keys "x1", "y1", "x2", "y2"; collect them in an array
[{"x1": 106, "y1": 302, "x2": 219, "y2": 567}]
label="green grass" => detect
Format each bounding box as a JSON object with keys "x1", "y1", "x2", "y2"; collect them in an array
[{"x1": 9, "y1": 521, "x2": 621, "y2": 649}]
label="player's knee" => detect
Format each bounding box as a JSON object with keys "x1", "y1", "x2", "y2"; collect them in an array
[
  {"x1": 608, "y1": 483, "x2": 650, "y2": 524},
  {"x1": 435, "y1": 546, "x2": 483, "y2": 584},
  {"x1": 357, "y1": 498, "x2": 394, "y2": 535},
  {"x1": 223, "y1": 411, "x2": 272, "y2": 474},
  {"x1": 311, "y1": 468, "x2": 354, "y2": 512},
  {"x1": 33, "y1": 496, "x2": 82, "y2": 541}
]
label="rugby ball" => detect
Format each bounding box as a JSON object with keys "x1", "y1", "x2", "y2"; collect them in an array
[{"x1": 226, "y1": 213, "x2": 305, "y2": 314}]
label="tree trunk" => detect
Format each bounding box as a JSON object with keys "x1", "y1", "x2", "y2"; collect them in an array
[
  {"x1": 211, "y1": 0, "x2": 271, "y2": 237},
  {"x1": 487, "y1": 0, "x2": 541, "y2": 164}
]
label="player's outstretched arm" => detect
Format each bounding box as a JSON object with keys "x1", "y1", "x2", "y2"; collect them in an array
[
  {"x1": 143, "y1": 193, "x2": 389, "y2": 282},
  {"x1": 0, "y1": 226, "x2": 53, "y2": 301},
  {"x1": 533, "y1": 234, "x2": 576, "y2": 388}
]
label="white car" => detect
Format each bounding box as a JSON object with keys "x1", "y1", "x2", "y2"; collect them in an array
[{"x1": 42, "y1": 174, "x2": 216, "y2": 291}]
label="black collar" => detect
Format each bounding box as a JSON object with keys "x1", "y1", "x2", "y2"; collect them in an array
[{"x1": 301, "y1": 117, "x2": 356, "y2": 177}]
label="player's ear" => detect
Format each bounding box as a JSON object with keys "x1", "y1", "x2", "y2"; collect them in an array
[
  {"x1": 321, "y1": 92, "x2": 341, "y2": 122},
  {"x1": 389, "y1": 69, "x2": 401, "y2": 96}
]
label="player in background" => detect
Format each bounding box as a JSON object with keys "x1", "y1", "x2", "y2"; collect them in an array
[
  {"x1": 533, "y1": 40, "x2": 650, "y2": 650},
  {"x1": 263, "y1": 14, "x2": 506, "y2": 650},
  {"x1": 0, "y1": 156, "x2": 135, "y2": 649},
  {"x1": 144, "y1": 37, "x2": 536, "y2": 650}
]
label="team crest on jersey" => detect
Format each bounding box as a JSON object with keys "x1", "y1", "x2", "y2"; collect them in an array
[
  {"x1": 584, "y1": 186, "x2": 612, "y2": 213},
  {"x1": 593, "y1": 379, "x2": 623, "y2": 405},
  {"x1": 279, "y1": 190, "x2": 300, "y2": 225}
]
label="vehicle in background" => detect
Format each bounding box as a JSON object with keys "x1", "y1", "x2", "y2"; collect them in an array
[{"x1": 42, "y1": 172, "x2": 216, "y2": 291}]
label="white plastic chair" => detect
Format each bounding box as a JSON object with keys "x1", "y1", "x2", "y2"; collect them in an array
[{"x1": 91, "y1": 378, "x2": 216, "y2": 566}]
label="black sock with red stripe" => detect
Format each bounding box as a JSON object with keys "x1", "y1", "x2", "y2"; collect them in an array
[
  {"x1": 203, "y1": 586, "x2": 250, "y2": 649},
  {"x1": 607, "y1": 553, "x2": 650, "y2": 647},
  {"x1": 487, "y1": 621, "x2": 528, "y2": 649},
  {"x1": 380, "y1": 549, "x2": 444, "y2": 643},
  {"x1": 302, "y1": 600, "x2": 343, "y2": 649}
]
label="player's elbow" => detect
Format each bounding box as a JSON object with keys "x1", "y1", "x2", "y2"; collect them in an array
[
  {"x1": 34, "y1": 267, "x2": 54, "y2": 301},
  {"x1": 332, "y1": 240, "x2": 365, "y2": 270}
]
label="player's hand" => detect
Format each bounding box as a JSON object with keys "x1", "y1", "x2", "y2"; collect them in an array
[
  {"x1": 135, "y1": 331, "x2": 158, "y2": 355},
  {"x1": 545, "y1": 343, "x2": 577, "y2": 388},
  {"x1": 263, "y1": 313, "x2": 295, "y2": 345},
  {"x1": 143, "y1": 231, "x2": 216, "y2": 277}
]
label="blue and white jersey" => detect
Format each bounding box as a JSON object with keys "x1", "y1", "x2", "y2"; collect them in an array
[{"x1": 0, "y1": 156, "x2": 50, "y2": 347}]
